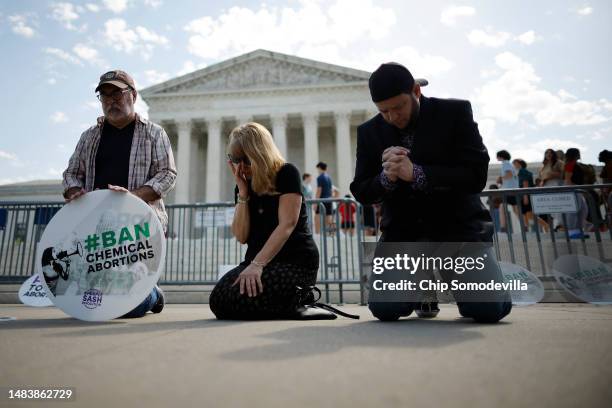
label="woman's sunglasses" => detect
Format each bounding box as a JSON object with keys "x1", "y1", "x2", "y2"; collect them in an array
[{"x1": 227, "y1": 154, "x2": 251, "y2": 165}]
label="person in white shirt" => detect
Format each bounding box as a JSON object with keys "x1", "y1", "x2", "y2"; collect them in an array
[{"x1": 496, "y1": 150, "x2": 519, "y2": 232}]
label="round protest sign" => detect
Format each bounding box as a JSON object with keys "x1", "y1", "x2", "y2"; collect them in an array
[
  {"x1": 19, "y1": 274, "x2": 53, "y2": 307},
  {"x1": 36, "y1": 190, "x2": 165, "y2": 321},
  {"x1": 552, "y1": 255, "x2": 612, "y2": 304},
  {"x1": 499, "y1": 262, "x2": 544, "y2": 306}
]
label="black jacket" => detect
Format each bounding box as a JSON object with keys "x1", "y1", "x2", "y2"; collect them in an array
[{"x1": 350, "y1": 95, "x2": 493, "y2": 242}]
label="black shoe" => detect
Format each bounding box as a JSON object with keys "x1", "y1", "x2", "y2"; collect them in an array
[
  {"x1": 372, "y1": 313, "x2": 401, "y2": 322},
  {"x1": 294, "y1": 286, "x2": 360, "y2": 320},
  {"x1": 415, "y1": 290, "x2": 439, "y2": 318},
  {"x1": 150, "y1": 286, "x2": 165, "y2": 314},
  {"x1": 290, "y1": 306, "x2": 337, "y2": 320},
  {"x1": 415, "y1": 302, "x2": 439, "y2": 318}
]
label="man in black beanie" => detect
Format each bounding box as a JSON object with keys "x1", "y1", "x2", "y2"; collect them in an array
[{"x1": 350, "y1": 62, "x2": 512, "y2": 323}]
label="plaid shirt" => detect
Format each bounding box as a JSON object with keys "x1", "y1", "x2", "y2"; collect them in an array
[{"x1": 62, "y1": 114, "x2": 177, "y2": 231}]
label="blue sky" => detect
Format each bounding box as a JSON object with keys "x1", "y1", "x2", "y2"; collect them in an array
[{"x1": 0, "y1": 0, "x2": 610, "y2": 185}]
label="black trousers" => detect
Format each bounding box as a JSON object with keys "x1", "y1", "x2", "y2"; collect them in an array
[
  {"x1": 369, "y1": 235, "x2": 513, "y2": 323},
  {"x1": 209, "y1": 261, "x2": 318, "y2": 320}
]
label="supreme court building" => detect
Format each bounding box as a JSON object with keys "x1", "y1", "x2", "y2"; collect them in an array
[
  {"x1": 140, "y1": 49, "x2": 377, "y2": 204},
  {"x1": 0, "y1": 49, "x2": 545, "y2": 206}
]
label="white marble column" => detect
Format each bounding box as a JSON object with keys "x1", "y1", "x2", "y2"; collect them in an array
[
  {"x1": 303, "y1": 112, "x2": 319, "y2": 178},
  {"x1": 271, "y1": 114, "x2": 288, "y2": 158},
  {"x1": 334, "y1": 111, "x2": 352, "y2": 195},
  {"x1": 205, "y1": 117, "x2": 222, "y2": 202},
  {"x1": 175, "y1": 119, "x2": 192, "y2": 204}
]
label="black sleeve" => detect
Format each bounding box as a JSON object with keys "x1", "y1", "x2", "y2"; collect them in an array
[
  {"x1": 276, "y1": 163, "x2": 302, "y2": 195},
  {"x1": 349, "y1": 124, "x2": 392, "y2": 205},
  {"x1": 420, "y1": 101, "x2": 490, "y2": 194}
]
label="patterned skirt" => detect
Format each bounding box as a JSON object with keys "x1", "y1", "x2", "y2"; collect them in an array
[{"x1": 209, "y1": 261, "x2": 318, "y2": 320}]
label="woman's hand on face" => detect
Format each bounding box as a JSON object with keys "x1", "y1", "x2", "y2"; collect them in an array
[
  {"x1": 232, "y1": 264, "x2": 264, "y2": 297},
  {"x1": 227, "y1": 160, "x2": 248, "y2": 194}
]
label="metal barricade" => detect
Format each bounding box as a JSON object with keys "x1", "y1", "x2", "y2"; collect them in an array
[
  {"x1": 305, "y1": 198, "x2": 367, "y2": 304},
  {"x1": 167, "y1": 198, "x2": 368, "y2": 303},
  {"x1": 482, "y1": 183, "x2": 612, "y2": 277},
  {"x1": 163, "y1": 203, "x2": 245, "y2": 284},
  {"x1": 1, "y1": 184, "x2": 610, "y2": 304},
  {"x1": 0, "y1": 202, "x2": 62, "y2": 280}
]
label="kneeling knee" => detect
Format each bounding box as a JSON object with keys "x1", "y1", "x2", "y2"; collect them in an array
[
  {"x1": 459, "y1": 302, "x2": 512, "y2": 323},
  {"x1": 209, "y1": 286, "x2": 225, "y2": 318},
  {"x1": 368, "y1": 302, "x2": 413, "y2": 321}
]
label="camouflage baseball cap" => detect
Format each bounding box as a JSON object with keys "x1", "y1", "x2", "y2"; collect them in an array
[{"x1": 95, "y1": 70, "x2": 136, "y2": 92}]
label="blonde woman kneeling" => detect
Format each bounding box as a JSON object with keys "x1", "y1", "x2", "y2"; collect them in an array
[{"x1": 209, "y1": 122, "x2": 358, "y2": 320}]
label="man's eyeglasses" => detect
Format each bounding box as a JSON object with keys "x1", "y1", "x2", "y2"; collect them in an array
[
  {"x1": 227, "y1": 154, "x2": 251, "y2": 165},
  {"x1": 96, "y1": 88, "x2": 132, "y2": 102}
]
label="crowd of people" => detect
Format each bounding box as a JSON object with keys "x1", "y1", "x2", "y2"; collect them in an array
[{"x1": 489, "y1": 148, "x2": 612, "y2": 238}]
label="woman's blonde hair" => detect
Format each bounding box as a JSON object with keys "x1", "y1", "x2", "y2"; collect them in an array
[{"x1": 228, "y1": 122, "x2": 285, "y2": 194}]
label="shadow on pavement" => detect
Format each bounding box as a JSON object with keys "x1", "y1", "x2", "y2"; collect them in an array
[
  {"x1": 219, "y1": 317, "x2": 512, "y2": 361},
  {"x1": 1, "y1": 308, "x2": 510, "y2": 356},
  {"x1": 47, "y1": 318, "x2": 243, "y2": 336},
  {"x1": 0, "y1": 317, "x2": 127, "y2": 329}
]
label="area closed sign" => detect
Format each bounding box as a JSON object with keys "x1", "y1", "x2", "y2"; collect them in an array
[{"x1": 531, "y1": 193, "x2": 578, "y2": 214}]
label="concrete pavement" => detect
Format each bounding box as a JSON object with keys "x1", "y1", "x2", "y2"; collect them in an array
[{"x1": 1, "y1": 304, "x2": 611, "y2": 408}]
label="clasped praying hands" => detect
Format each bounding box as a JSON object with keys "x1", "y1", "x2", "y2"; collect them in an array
[{"x1": 382, "y1": 146, "x2": 414, "y2": 182}]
